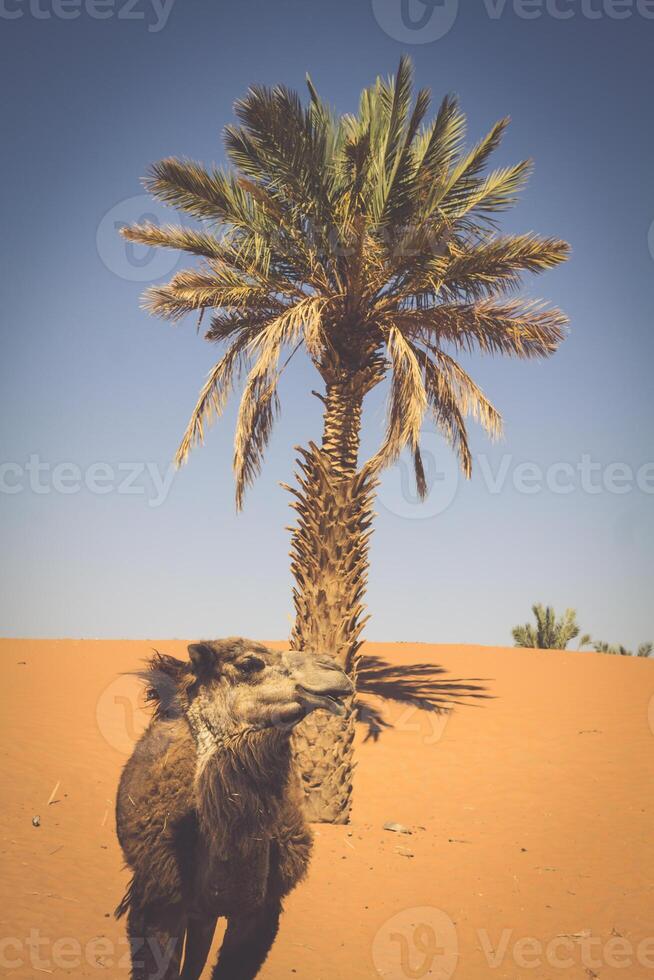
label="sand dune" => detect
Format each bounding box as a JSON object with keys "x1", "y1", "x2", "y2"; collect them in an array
[{"x1": 1, "y1": 639, "x2": 653, "y2": 978}]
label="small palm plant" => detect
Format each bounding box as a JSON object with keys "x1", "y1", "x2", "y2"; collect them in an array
[
  {"x1": 512, "y1": 604, "x2": 590, "y2": 650},
  {"x1": 123, "y1": 58, "x2": 570, "y2": 821},
  {"x1": 593, "y1": 642, "x2": 652, "y2": 658}
]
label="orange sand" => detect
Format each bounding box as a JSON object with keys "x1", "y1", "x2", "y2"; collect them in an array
[{"x1": 1, "y1": 639, "x2": 653, "y2": 979}]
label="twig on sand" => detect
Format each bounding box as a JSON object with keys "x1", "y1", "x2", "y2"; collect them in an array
[{"x1": 47, "y1": 781, "x2": 61, "y2": 806}]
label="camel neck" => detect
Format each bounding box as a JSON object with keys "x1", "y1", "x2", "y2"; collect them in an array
[
  {"x1": 218, "y1": 728, "x2": 292, "y2": 784},
  {"x1": 194, "y1": 729, "x2": 293, "y2": 846}
]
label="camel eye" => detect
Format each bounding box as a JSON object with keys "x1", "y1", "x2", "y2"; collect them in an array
[{"x1": 237, "y1": 656, "x2": 265, "y2": 674}]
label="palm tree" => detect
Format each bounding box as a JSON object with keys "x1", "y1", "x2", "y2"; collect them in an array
[
  {"x1": 512, "y1": 604, "x2": 590, "y2": 650},
  {"x1": 593, "y1": 641, "x2": 652, "y2": 657},
  {"x1": 122, "y1": 57, "x2": 570, "y2": 822}
]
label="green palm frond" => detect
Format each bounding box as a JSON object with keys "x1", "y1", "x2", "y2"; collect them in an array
[
  {"x1": 593, "y1": 640, "x2": 653, "y2": 657},
  {"x1": 438, "y1": 235, "x2": 570, "y2": 300},
  {"x1": 395, "y1": 299, "x2": 568, "y2": 359},
  {"x1": 122, "y1": 222, "x2": 226, "y2": 259},
  {"x1": 142, "y1": 269, "x2": 279, "y2": 320},
  {"x1": 143, "y1": 158, "x2": 248, "y2": 224},
  {"x1": 513, "y1": 604, "x2": 585, "y2": 650},
  {"x1": 414, "y1": 93, "x2": 467, "y2": 188},
  {"x1": 436, "y1": 117, "x2": 511, "y2": 205}
]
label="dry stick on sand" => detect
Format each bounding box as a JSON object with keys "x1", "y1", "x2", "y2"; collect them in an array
[{"x1": 46, "y1": 781, "x2": 60, "y2": 806}]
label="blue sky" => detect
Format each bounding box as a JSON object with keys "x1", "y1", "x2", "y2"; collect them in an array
[{"x1": 1, "y1": 0, "x2": 652, "y2": 648}]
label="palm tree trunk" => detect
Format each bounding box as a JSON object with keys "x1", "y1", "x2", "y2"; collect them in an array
[{"x1": 287, "y1": 377, "x2": 377, "y2": 823}]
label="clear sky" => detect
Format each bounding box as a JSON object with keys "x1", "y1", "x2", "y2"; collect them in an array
[{"x1": 1, "y1": 0, "x2": 652, "y2": 648}]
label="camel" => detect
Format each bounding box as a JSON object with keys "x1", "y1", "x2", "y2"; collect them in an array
[{"x1": 115, "y1": 637, "x2": 353, "y2": 980}]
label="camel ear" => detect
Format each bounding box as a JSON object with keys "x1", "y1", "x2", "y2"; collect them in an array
[{"x1": 188, "y1": 642, "x2": 218, "y2": 677}]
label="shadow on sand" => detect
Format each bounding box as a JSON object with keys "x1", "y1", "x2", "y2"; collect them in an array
[{"x1": 355, "y1": 654, "x2": 493, "y2": 742}]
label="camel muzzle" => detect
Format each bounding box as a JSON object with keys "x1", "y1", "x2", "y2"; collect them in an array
[{"x1": 295, "y1": 662, "x2": 353, "y2": 717}]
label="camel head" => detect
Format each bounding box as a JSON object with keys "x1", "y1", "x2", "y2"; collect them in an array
[{"x1": 142, "y1": 638, "x2": 353, "y2": 743}]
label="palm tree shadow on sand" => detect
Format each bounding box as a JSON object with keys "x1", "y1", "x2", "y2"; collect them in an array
[{"x1": 355, "y1": 654, "x2": 493, "y2": 742}]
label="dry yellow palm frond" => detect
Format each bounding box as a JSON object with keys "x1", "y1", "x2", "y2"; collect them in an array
[
  {"x1": 427, "y1": 347, "x2": 503, "y2": 442},
  {"x1": 369, "y1": 325, "x2": 427, "y2": 474},
  {"x1": 245, "y1": 296, "x2": 328, "y2": 371},
  {"x1": 175, "y1": 325, "x2": 263, "y2": 466},
  {"x1": 233, "y1": 366, "x2": 280, "y2": 510},
  {"x1": 233, "y1": 296, "x2": 328, "y2": 506},
  {"x1": 203, "y1": 311, "x2": 271, "y2": 344},
  {"x1": 419, "y1": 353, "x2": 473, "y2": 478},
  {"x1": 177, "y1": 296, "x2": 327, "y2": 486}
]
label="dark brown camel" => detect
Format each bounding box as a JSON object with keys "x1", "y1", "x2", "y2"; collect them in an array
[{"x1": 115, "y1": 638, "x2": 352, "y2": 980}]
